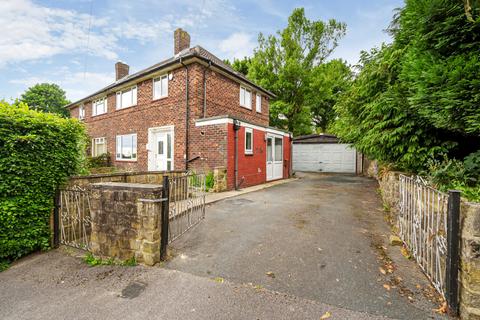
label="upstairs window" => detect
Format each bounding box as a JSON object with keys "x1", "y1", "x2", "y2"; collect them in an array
[
  {"x1": 153, "y1": 75, "x2": 168, "y2": 99},
  {"x1": 79, "y1": 104, "x2": 85, "y2": 120},
  {"x1": 92, "y1": 137, "x2": 106, "y2": 156},
  {"x1": 116, "y1": 85, "x2": 137, "y2": 109},
  {"x1": 256, "y1": 94, "x2": 262, "y2": 113},
  {"x1": 92, "y1": 97, "x2": 107, "y2": 116},
  {"x1": 245, "y1": 128, "x2": 253, "y2": 154},
  {"x1": 240, "y1": 86, "x2": 252, "y2": 109},
  {"x1": 116, "y1": 134, "x2": 137, "y2": 161}
]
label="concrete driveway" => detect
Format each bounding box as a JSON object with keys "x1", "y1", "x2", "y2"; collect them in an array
[
  {"x1": 0, "y1": 173, "x2": 446, "y2": 320},
  {"x1": 166, "y1": 172, "x2": 446, "y2": 319}
]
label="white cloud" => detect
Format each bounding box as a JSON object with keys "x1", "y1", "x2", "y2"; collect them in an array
[
  {"x1": 10, "y1": 70, "x2": 114, "y2": 101},
  {"x1": 0, "y1": 0, "x2": 119, "y2": 67},
  {"x1": 0, "y1": 0, "x2": 190, "y2": 68},
  {"x1": 218, "y1": 32, "x2": 256, "y2": 60}
]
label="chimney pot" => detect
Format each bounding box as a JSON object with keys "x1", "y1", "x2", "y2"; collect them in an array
[
  {"x1": 174, "y1": 28, "x2": 191, "y2": 55},
  {"x1": 115, "y1": 61, "x2": 129, "y2": 81}
]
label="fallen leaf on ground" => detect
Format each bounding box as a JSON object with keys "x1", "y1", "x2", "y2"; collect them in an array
[
  {"x1": 320, "y1": 311, "x2": 331, "y2": 319},
  {"x1": 433, "y1": 302, "x2": 448, "y2": 314},
  {"x1": 266, "y1": 271, "x2": 275, "y2": 278},
  {"x1": 214, "y1": 277, "x2": 224, "y2": 283},
  {"x1": 379, "y1": 267, "x2": 387, "y2": 275},
  {"x1": 383, "y1": 284, "x2": 391, "y2": 291},
  {"x1": 401, "y1": 247, "x2": 412, "y2": 259}
]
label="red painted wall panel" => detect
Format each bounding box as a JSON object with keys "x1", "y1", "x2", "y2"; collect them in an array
[{"x1": 226, "y1": 124, "x2": 268, "y2": 189}]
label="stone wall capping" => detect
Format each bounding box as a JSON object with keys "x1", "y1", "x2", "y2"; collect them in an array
[{"x1": 91, "y1": 182, "x2": 163, "y2": 192}]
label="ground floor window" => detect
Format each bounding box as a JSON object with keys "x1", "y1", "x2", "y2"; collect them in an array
[
  {"x1": 245, "y1": 128, "x2": 253, "y2": 154},
  {"x1": 92, "y1": 137, "x2": 106, "y2": 156},
  {"x1": 116, "y1": 134, "x2": 137, "y2": 160}
]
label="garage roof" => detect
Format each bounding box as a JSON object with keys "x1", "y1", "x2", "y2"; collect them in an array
[{"x1": 293, "y1": 134, "x2": 339, "y2": 144}]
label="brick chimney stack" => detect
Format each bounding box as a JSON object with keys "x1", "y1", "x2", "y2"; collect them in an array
[
  {"x1": 115, "y1": 61, "x2": 129, "y2": 81},
  {"x1": 174, "y1": 28, "x2": 191, "y2": 54}
]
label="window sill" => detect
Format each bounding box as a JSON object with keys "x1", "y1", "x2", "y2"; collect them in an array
[
  {"x1": 91, "y1": 113, "x2": 107, "y2": 117},
  {"x1": 245, "y1": 151, "x2": 253, "y2": 156},
  {"x1": 152, "y1": 95, "x2": 168, "y2": 102},
  {"x1": 116, "y1": 104, "x2": 136, "y2": 111},
  {"x1": 240, "y1": 105, "x2": 252, "y2": 110}
]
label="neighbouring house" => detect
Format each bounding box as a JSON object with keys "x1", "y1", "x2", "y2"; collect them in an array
[{"x1": 66, "y1": 28, "x2": 292, "y2": 190}]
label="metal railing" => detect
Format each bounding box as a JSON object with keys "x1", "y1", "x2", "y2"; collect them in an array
[
  {"x1": 398, "y1": 174, "x2": 460, "y2": 313},
  {"x1": 58, "y1": 186, "x2": 92, "y2": 250},
  {"x1": 167, "y1": 173, "x2": 206, "y2": 243}
]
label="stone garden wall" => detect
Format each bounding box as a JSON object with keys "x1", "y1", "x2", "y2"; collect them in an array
[
  {"x1": 90, "y1": 182, "x2": 164, "y2": 266},
  {"x1": 376, "y1": 169, "x2": 480, "y2": 319}
]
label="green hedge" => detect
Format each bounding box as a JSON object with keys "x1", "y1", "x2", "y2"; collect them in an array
[{"x1": 0, "y1": 101, "x2": 86, "y2": 268}]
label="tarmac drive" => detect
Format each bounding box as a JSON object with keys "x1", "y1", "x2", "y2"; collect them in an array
[{"x1": 0, "y1": 173, "x2": 448, "y2": 319}]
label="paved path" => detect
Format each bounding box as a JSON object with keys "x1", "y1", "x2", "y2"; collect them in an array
[
  {"x1": 0, "y1": 173, "x2": 447, "y2": 319},
  {"x1": 167, "y1": 172, "x2": 447, "y2": 319}
]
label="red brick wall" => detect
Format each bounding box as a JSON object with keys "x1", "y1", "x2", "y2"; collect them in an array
[
  {"x1": 202, "y1": 68, "x2": 270, "y2": 126},
  {"x1": 71, "y1": 67, "x2": 188, "y2": 171},
  {"x1": 188, "y1": 123, "x2": 228, "y2": 173}
]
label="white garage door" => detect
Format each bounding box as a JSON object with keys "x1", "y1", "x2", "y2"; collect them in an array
[{"x1": 293, "y1": 143, "x2": 356, "y2": 173}]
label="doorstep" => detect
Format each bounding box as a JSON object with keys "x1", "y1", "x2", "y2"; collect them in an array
[{"x1": 205, "y1": 178, "x2": 296, "y2": 205}]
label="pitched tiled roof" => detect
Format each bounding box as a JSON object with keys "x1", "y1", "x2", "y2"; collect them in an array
[{"x1": 66, "y1": 45, "x2": 275, "y2": 108}]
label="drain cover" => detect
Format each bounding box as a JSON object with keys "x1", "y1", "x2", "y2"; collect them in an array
[{"x1": 120, "y1": 281, "x2": 146, "y2": 299}]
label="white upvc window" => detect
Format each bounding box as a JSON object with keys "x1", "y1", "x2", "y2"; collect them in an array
[
  {"x1": 92, "y1": 137, "x2": 107, "y2": 157},
  {"x1": 116, "y1": 85, "x2": 137, "y2": 109},
  {"x1": 79, "y1": 104, "x2": 85, "y2": 120},
  {"x1": 256, "y1": 93, "x2": 262, "y2": 113},
  {"x1": 240, "y1": 86, "x2": 252, "y2": 109},
  {"x1": 153, "y1": 75, "x2": 168, "y2": 100},
  {"x1": 116, "y1": 133, "x2": 137, "y2": 161},
  {"x1": 92, "y1": 97, "x2": 107, "y2": 116},
  {"x1": 245, "y1": 128, "x2": 253, "y2": 155}
]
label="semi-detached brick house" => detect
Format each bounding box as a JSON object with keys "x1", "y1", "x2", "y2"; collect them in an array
[{"x1": 66, "y1": 28, "x2": 292, "y2": 190}]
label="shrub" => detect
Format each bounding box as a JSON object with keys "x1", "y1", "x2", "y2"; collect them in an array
[
  {"x1": 423, "y1": 153, "x2": 480, "y2": 202},
  {"x1": 205, "y1": 171, "x2": 215, "y2": 191},
  {"x1": 87, "y1": 152, "x2": 112, "y2": 168},
  {"x1": 0, "y1": 101, "x2": 86, "y2": 268}
]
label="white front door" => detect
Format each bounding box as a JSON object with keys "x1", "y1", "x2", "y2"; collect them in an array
[
  {"x1": 266, "y1": 134, "x2": 283, "y2": 181},
  {"x1": 148, "y1": 127, "x2": 174, "y2": 171}
]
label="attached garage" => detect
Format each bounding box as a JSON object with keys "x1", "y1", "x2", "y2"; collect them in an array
[{"x1": 292, "y1": 134, "x2": 357, "y2": 173}]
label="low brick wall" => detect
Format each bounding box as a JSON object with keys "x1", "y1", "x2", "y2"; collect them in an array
[
  {"x1": 377, "y1": 170, "x2": 480, "y2": 319},
  {"x1": 90, "y1": 182, "x2": 164, "y2": 266}
]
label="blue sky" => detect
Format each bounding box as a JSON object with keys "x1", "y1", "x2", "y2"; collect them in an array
[{"x1": 0, "y1": 0, "x2": 403, "y2": 102}]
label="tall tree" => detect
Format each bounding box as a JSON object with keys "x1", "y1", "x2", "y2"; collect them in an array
[
  {"x1": 247, "y1": 8, "x2": 346, "y2": 135},
  {"x1": 306, "y1": 59, "x2": 352, "y2": 133},
  {"x1": 224, "y1": 57, "x2": 251, "y2": 76},
  {"x1": 20, "y1": 83, "x2": 70, "y2": 117},
  {"x1": 333, "y1": 0, "x2": 480, "y2": 172}
]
